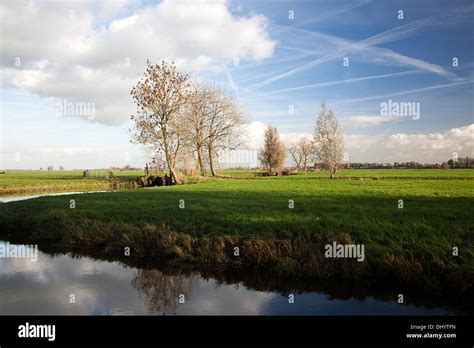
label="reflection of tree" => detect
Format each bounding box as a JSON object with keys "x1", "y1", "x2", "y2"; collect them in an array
[
  {"x1": 131, "y1": 269, "x2": 198, "y2": 314},
  {"x1": 38, "y1": 246, "x2": 468, "y2": 314}
]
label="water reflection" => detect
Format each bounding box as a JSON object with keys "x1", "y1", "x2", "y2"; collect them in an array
[
  {"x1": 132, "y1": 269, "x2": 199, "y2": 314},
  {"x1": 0, "y1": 241, "x2": 464, "y2": 315}
]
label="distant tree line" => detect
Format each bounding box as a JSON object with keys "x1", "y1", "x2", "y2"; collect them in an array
[{"x1": 350, "y1": 156, "x2": 473, "y2": 169}]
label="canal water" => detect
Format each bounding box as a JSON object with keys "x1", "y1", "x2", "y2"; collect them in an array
[
  {"x1": 0, "y1": 241, "x2": 462, "y2": 315},
  {"x1": 0, "y1": 191, "x2": 109, "y2": 203}
]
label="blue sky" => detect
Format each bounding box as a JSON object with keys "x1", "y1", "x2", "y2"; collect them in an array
[{"x1": 1, "y1": 0, "x2": 473, "y2": 169}]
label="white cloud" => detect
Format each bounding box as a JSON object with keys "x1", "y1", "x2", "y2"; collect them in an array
[
  {"x1": 241, "y1": 121, "x2": 306, "y2": 149},
  {"x1": 0, "y1": 0, "x2": 275, "y2": 125},
  {"x1": 242, "y1": 122, "x2": 473, "y2": 164},
  {"x1": 241, "y1": 121, "x2": 267, "y2": 148},
  {"x1": 344, "y1": 124, "x2": 474, "y2": 162}
]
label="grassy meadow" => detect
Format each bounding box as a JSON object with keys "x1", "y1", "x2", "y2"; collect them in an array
[
  {"x1": 0, "y1": 168, "x2": 473, "y2": 303},
  {"x1": 1, "y1": 168, "x2": 472, "y2": 196}
]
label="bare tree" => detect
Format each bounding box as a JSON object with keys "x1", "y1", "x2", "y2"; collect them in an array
[
  {"x1": 204, "y1": 87, "x2": 246, "y2": 176},
  {"x1": 258, "y1": 125, "x2": 286, "y2": 175},
  {"x1": 289, "y1": 137, "x2": 317, "y2": 171},
  {"x1": 313, "y1": 103, "x2": 344, "y2": 178},
  {"x1": 184, "y1": 84, "x2": 213, "y2": 176},
  {"x1": 130, "y1": 61, "x2": 191, "y2": 184}
]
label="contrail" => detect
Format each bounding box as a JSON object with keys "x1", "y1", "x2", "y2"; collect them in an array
[
  {"x1": 247, "y1": 6, "x2": 473, "y2": 89},
  {"x1": 225, "y1": 68, "x2": 237, "y2": 91},
  {"x1": 332, "y1": 79, "x2": 474, "y2": 105},
  {"x1": 271, "y1": 0, "x2": 372, "y2": 31},
  {"x1": 243, "y1": 70, "x2": 422, "y2": 100}
]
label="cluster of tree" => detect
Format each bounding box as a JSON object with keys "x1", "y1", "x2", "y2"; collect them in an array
[
  {"x1": 108, "y1": 165, "x2": 142, "y2": 171},
  {"x1": 40, "y1": 165, "x2": 65, "y2": 171},
  {"x1": 130, "y1": 60, "x2": 246, "y2": 184},
  {"x1": 349, "y1": 157, "x2": 473, "y2": 169},
  {"x1": 447, "y1": 156, "x2": 473, "y2": 168},
  {"x1": 259, "y1": 103, "x2": 345, "y2": 178},
  {"x1": 289, "y1": 137, "x2": 316, "y2": 172}
]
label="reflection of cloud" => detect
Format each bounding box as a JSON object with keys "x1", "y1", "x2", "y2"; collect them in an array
[
  {"x1": 0, "y1": 244, "x2": 145, "y2": 315},
  {"x1": 177, "y1": 281, "x2": 275, "y2": 315},
  {"x1": 131, "y1": 271, "x2": 277, "y2": 315},
  {"x1": 0, "y1": 242, "x2": 279, "y2": 315},
  {"x1": 0, "y1": 242, "x2": 459, "y2": 315}
]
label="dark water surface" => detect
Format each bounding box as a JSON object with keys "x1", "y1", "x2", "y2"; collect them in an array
[
  {"x1": 0, "y1": 191, "x2": 109, "y2": 203},
  {"x1": 0, "y1": 241, "x2": 463, "y2": 315}
]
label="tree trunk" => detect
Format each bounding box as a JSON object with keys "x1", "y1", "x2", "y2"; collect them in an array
[
  {"x1": 197, "y1": 146, "x2": 206, "y2": 176},
  {"x1": 208, "y1": 146, "x2": 216, "y2": 176},
  {"x1": 169, "y1": 166, "x2": 182, "y2": 185},
  {"x1": 165, "y1": 148, "x2": 181, "y2": 185},
  {"x1": 162, "y1": 131, "x2": 180, "y2": 185}
]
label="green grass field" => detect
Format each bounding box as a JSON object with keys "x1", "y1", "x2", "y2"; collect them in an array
[
  {"x1": 1, "y1": 168, "x2": 472, "y2": 195},
  {"x1": 5, "y1": 173, "x2": 472, "y2": 237},
  {"x1": 0, "y1": 168, "x2": 473, "y2": 299}
]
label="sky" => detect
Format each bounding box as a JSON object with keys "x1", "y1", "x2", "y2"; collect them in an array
[{"x1": 1, "y1": 0, "x2": 473, "y2": 169}]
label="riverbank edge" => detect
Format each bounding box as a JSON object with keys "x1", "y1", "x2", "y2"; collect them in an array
[
  {"x1": 0, "y1": 216, "x2": 472, "y2": 308},
  {"x1": 1, "y1": 185, "x2": 111, "y2": 196}
]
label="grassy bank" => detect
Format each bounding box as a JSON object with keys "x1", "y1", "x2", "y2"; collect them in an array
[
  {"x1": 1, "y1": 170, "x2": 473, "y2": 302},
  {"x1": 0, "y1": 170, "x2": 143, "y2": 195}
]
